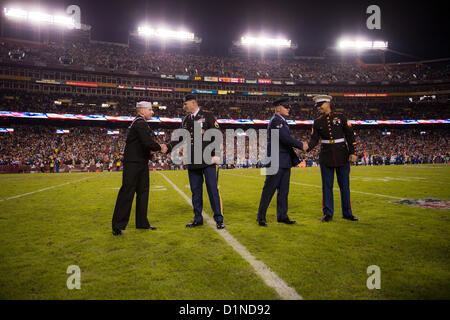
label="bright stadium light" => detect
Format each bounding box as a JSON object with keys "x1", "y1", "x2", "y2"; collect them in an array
[
  {"x1": 3, "y1": 7, "x2": 27, "y2": 19},
  {"x1": 53, "y1": 15, "x2": 75, "y2": 27},
  {"x1": 241, "y1": 36, "x2": 291, "y2": 48},
  {"x1": 137, "y1": 26, "x2": 195, "y2": 41},
  {"x1": 28, "y1": 11, "x2": 53, "y2": 23},
  {"x1": 3, "y1": 7, "x2": 75, "y2": 28},
  {"x1": 338, "y1": 38, "x2": 388, "y2": 50}
]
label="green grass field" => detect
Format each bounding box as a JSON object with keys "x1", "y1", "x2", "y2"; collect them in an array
[{"x1": 0, "y1": 165, "x2": 449, "y2": 299}]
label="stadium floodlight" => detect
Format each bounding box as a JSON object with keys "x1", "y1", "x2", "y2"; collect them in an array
[
  {"x1": 3, "y1": 7, "x2": 76, "y2": 28},
  {"x1": 54, "y1": 15, "x2": 75, "y2": 27},
  {"x1": 3, "y1": 7, "x2": 27, "y2": 19},
  {"x1": 137, "y1": 26, "x2": 195, "y2": 41},
  {"x1": 338, "y1": 38, "x2": 388, "y2": 50},
  {"x1": 28, "y1": 11, "x2": 53, "y2": 23},
  {"x1": 241, "y1": 36, "x2": 291, "y2": 48}
]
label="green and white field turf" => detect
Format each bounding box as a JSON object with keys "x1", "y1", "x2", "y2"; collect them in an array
[{"x1": 0, "y1": 165, "x2": 449, "y2": 300}]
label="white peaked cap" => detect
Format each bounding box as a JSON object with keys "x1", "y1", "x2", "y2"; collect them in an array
[
  {"x1": 312, "y1": 95, "x2": 332, "y2": 103},
  {"x1": 136, "y1": 101, "x2": 153, "y2": 108}
]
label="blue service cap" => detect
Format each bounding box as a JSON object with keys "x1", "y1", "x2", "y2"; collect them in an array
[
  {"x1": 182, "y1": 95, "x2": 196, "y2": 103},
  {"x1": 273, "y1": 98, "x2": 291, "y2": 108}
]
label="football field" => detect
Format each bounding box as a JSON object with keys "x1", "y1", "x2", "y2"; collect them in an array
[{"x1": 0, "y1": 165, "x2": 449, "y2": 299}]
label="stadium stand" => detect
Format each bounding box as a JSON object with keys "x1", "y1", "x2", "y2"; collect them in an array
[{"x1": 0, "y1": 37, "x2": 449, "y2": 173}]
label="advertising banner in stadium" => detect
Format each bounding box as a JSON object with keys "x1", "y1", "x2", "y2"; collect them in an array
[
  {"x1": 117, "y1": 85, "x2": 133, "y2": 89},
  {"x1": 146, "y1": 87, "x2": 174, "y2": 92},
  {"x1": 219, "y1": 77, "x2": 244, "y2": 83},
  {"x1": 194, "y1": 76, "x2": 202, "y2": 81},
  {"x1": 204, "y1": 76, "x2": 219, "y2": 82},
  {"x1": 245, "y1": 79, "x2": 257, "y2": 84},
  {"x1": 0, "y1": 128, "x2": 14, "y2": 132},
  {"x1": 242, "y1": 92, "x2": 267, "y2": 96},
  {"x1": 218, "y1": 77, "x2": 245, "y2": 83},
  {"x1": 258, "y1": 79, "x2": 272, "y2": 84},
  {"x1": 117, "y1": 85, "x2": 174, "y2": 92},
  {"x1": 191, "y1": 89, "x2": 218, "y2": 94},
  {"x1": 56, "y1": 130, "x2": 70, "y2": 134},
  {"x1": 284, "y1": 81, "x2": 295, "y2": 85},
  {"x1": 343, "y1": 93, "x2": 390, "y2": 97},
  {"x1": 160, "y1": 74, "x2": 175, "y2": 79},
  {"x1": 65, "y1": 81, "x2": 98, "y2": 87},
  {"x1": 218, "y1": 90, "x2": 234, "y2": 95},
  {"x1": 107, "y1": 131, "x2": 120, "y2": 135},
  {"x1": 176, "y1": 75, "x2": 190, "y2": 80},
  {"x1": 34, "y1": 79, "x2": 63, "y2": 85},
  {"x1": 272, "y1": 80, "x2": 282, "y2": 85},
  {"x1": 283, "y1": 92, "x2": 300, "y2": 96}
]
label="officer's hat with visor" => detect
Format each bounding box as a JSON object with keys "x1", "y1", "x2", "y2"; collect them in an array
[
  {"x1": 182, "y1": 94, "x2": 196, "y2": 103},
  {"x1": 272, "y1": 97, "x2": 291, "y2": 109},
  {"x1": 313, "y1": 95, "x2": 332, "y2": 107}
]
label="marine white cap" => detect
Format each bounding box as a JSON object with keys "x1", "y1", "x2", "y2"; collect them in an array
[
  {"x1": 136, "y1": 101, "x2": 153, "y2": 108},
  {"x1": 312, "y1": 95, "x2": 332, "y2": 103}
]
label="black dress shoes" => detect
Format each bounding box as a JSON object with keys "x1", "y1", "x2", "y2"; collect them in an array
[
  {"x1": 321, "y1": 215, "x2": 333, "y2": 222},
  {"x1": 216, "y1": 222, "x2": 225, "y2": 229},
  {"x1": 186, "y1": 221, "x2": 203, "y2": 228},
  {"x1": 257, "y1": 219, "x2": 268, "y2": 227},
  {"x1": 343, "y1": 215, "x2": 358, "y2": 221},
  {"x1": 277, "y1": 218, "x2": 296, "y2": 224},
  {"x1": 137, "y1": 225, "x2": 157, "y2": 230},
  {"x1": 112, "y1": 229, "x2": 122, "y2": 236}
]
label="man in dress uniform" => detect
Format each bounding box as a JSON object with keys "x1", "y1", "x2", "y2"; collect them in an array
[
  {"x1": 168, "y1": 95, "x2": 225, "y2": 229},
  {"x1": 256, "y1": 98, "x2": 306, "y2": 227},
  {"x1": 304, "y1": 95, "x2": 358, "y2": 222},
  {"x1": 112, "y1": 101, "x2": 168, "y2": 236}
]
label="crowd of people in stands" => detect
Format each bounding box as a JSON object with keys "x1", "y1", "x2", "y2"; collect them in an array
[
  {"x1": 1, "y1": 39, "x2": 449, "y2": 82},
  {"x1": 1, "y1": 90, "x2": 448, "y2": 120},
  {"x1": 0, "y1": 125, "x2": 448, "y2": 173}
]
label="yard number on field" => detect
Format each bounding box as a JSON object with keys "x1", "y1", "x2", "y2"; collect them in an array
[{"x1": 66, "y1": 265, "x2": 81, "y2": 290}]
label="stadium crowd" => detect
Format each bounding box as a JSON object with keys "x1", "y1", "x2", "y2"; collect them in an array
[
  {"x1": 0, "y1": 125, "x2": 448, "y2": 173},
  {"x1": 1, "y1": 90, "x2": 448, "y2": 120},
  {"x1": 1, "y1": 39, "x2": 449, "y2": 82}
]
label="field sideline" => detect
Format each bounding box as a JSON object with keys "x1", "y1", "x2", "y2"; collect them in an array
[{"x1": 0, "y1": 165, "x2": 449, "y2": 299}]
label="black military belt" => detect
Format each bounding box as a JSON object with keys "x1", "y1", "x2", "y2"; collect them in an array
[{"x1": 321, "y1": 138, "x2": 345, "y2": 144}]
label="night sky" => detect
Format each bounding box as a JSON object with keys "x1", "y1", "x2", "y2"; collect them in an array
[{"x1": 3, "y1": 0, "x2": 450, "y2": 60}]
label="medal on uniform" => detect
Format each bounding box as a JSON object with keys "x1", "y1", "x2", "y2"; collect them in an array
[{"x1": 333, "y1": 117, "x2": 341, "y2": 125}]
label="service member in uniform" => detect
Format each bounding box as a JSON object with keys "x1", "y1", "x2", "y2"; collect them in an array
[
  {"x1": 305, "y1": 95, "x2": 358, "y2": 222},
  {"x1": 112, "y1": 101, "x2": 167, "y2": 235},
  {"x1": 168, "y1": 95, "x2": 225, "y2": 229},
  {"x1": 256, "y1": 98, "x2": 306, "y2": 226}
]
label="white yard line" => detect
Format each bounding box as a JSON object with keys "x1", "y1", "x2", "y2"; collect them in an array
[
  {"x1": 158, "y1": 172, "x2": 303, "y2": 300},
  {"x1": 0, "y1": 176, "x2": 95, "y2": 202},
  {"x1": 222, "y1": 172, "x2": 405, "y2": 200}
]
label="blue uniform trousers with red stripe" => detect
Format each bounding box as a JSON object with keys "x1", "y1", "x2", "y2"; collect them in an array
[{"x1": 320, "y1": 164, "x2": 353, "y2": 218}]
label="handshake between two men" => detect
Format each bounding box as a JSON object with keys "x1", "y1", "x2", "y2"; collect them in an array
[{"x1": 156, "y1": 143, "x2": 221, "y2": 165}]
